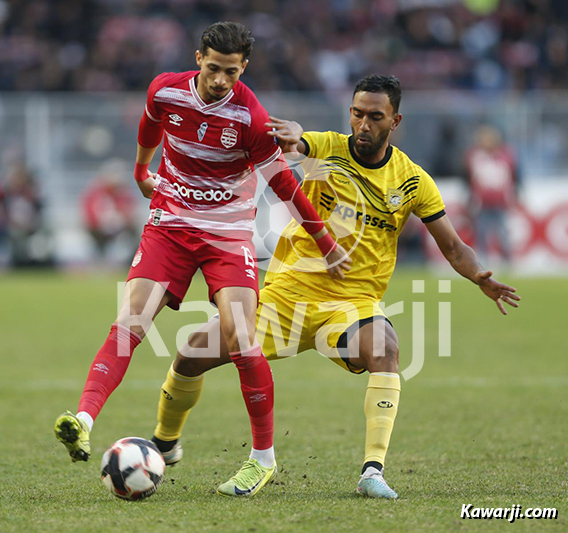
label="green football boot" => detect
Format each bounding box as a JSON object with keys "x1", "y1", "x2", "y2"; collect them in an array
[
  {"x1": 217, "y1": 459, "x2": 277, "y2": 497},
  {"x1": 54, "y1": 411, "x2": 91, "y2": 462}
]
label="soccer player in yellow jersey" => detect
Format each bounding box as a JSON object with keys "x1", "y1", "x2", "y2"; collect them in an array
[{"x1": 150, "y1": 75, "x2": 520, "y2": 498}]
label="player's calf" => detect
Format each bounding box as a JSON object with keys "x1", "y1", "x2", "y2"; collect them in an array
[{"x1": 174, "y1": 316, "x2": 232, "y2": 377}]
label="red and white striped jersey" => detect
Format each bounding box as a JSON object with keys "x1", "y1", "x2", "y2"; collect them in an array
[{"x1": 144, "y1": 71, "x2": 282, "y2": 235}]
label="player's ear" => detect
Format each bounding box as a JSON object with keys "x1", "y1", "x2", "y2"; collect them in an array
[
  {"x1": 241, "y1": 59, "x2": 249, "y2": 74},
  {"x1": 391, "y1": 113, "x2": 402, "y2": 131},
  {"x1": 195, "y1": 50, "x2": 203, "y2": 67}
]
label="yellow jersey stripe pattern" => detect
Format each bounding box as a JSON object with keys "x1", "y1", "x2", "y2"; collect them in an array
[{"x1": 265, "y1": 131, "x2": 445, "y2": 302}]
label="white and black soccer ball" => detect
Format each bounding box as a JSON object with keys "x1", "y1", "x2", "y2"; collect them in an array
[
  {"x1": 254, "y1": 186, "x2": 292, "y2": 265},
  {"x1": 100, "y1": 437, "x2": 165, "y2": 501}
]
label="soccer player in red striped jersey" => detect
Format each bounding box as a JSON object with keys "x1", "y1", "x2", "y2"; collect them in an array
[{"x1": 54, "y1": 21, "x2": 351, "y2": 497}]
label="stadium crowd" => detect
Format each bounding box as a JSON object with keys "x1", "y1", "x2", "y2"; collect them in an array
[{"x1": 1, "y1": 0, "x2": 567, "y2": 94}]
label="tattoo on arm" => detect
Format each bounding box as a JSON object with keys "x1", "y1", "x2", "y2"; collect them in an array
[{"x1": 452, "y1": 251, "x2": 464, "y2": 267}]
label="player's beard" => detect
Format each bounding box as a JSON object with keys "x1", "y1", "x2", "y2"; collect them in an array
[{"x1": 353, "y1": 128, "x2": 390, "y2": 157}]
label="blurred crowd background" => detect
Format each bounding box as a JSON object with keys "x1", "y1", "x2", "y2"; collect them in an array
[
  {"x1": 1, "y1": 0, "x2": 567, "y2": 272},
  {"x1": 2, "y1": 0, "x2": 568, "y2": 93}
]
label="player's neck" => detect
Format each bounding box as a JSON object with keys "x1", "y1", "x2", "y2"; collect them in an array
[
  {"x1": 357, "y1": 144, "x2": 389, "y2": 165},
  {"x1": 194, "y1": 75, "x2": 211, "y2": 103},
  {"x1": 194, "y1": 74, "x2": 221, "y2": 104},
  {"x1": 351, "y1": 139, "x2": 391, "y2": 167}
]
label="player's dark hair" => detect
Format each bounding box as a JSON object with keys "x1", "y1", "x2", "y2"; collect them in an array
[
  {"x1": 200, "y1": 21, "x2": 254, "y2": 61},
  {"x1": 353, "y1": 75, "x2": 402, "y2": 113}
]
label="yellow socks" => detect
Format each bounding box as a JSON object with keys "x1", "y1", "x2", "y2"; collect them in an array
[
  {"x1": 154, "y1": 365, "x2": 204, "y2": 442},
  {"x1": 363, "y1": 372, "x2": 401, "y2": 468}
]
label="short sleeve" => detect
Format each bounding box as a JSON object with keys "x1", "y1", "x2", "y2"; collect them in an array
[
  {"x1": 412, "y1": 169, "x2": 446, "y2": 222},
  {"x1": 301, "y1": 131, "x2": 333, "y2": 159},
  {"x1": 145, "y1": 73, "x2": 170, "y2": 123}
]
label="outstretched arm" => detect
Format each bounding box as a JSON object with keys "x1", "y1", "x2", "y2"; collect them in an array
[
  {"x1": 425, "y1": 215, "x2": 520, "y2": 315},
  {"x1": 265, "y1": 116, "x2": 306, "y2": 154},
  {"x1": 260, "y1": 151, "x2": 352, "y2": 279},
  {"x1": 259, "y1": 115, "x2": 351, "y2": 277}
]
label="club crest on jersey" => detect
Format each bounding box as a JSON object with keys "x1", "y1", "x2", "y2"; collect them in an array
[
  {"x1": 387, "y1": 189, "x2": 404, "y2": 211},
  {"x1": 221, "y1": 127, "x2": 238, "y2": 148},
  {"x1": 197, "y1": 122, "x2": 208, "y2": 141},
  {"x1": 168, "y1": 114, "x2": 183, "y2": 126}
]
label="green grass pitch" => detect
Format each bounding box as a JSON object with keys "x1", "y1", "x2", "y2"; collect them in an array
[{"x1": 0, "y1": 269, "x2": 566, "y2": 532}]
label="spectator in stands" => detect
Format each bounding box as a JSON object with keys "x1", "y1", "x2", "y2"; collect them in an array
[
  {"x1": 1, "y1": 0, "x2": 568, "y2": 93},
  {"x1": 2, "y1": 160, "x2": 51, "y2": 267},
  {"x1": 465, "y1": 124, "x2": 518, "y2": 264},
  {"x1": 82, "y1": 159, "x2": 138, "y2": 265}
]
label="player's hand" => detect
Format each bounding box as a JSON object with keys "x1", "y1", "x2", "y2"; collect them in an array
[
  {"x1": 136, "y1": 171, "x2": 156, "y2": 199},
  {"x1": 265, "y1": 116, "x2": 303, "y2": 153},
  {"x1": 474, "y1": 270, "x2": 521, "y2": 315},
  {"x1": 325, "y1": 244, "x2": 352, "y2": 280}
]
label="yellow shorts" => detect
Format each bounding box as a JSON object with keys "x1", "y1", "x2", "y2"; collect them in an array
[{"x1": 255, "y1": 283, "x2": 389, "y2": 374}]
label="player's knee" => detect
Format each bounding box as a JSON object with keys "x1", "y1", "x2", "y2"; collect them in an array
[
  {"x1": 114, "y1": 320, "x2": 149, "y2": 340},
  {"x1": 223, "y1": 331, "x2": 240, "y2": 353},
  {"x1": 114, "y1": 315, "x2": 147, "y2": 340},
  {"x1": 384, "y1": 340, "x2": 399, "y2": 365},
  {"x1": 173, "y1": 351, "x2": 209, "y2": 376},
  {"x1": 220, "y1": 325, "x2": 254, "y2": 353},
  {"x1": 365, "y1": 336, "x2": 399, "y2": 373},
  {"x1": 173, "y1": 331, "x2": 227, "y2": 377},
  {"x1": 116, "y1": 301, "x2": 154, "y2": 337},
  {"x1": 175, "y1": 331, "x2": 228, "y2": 376}
]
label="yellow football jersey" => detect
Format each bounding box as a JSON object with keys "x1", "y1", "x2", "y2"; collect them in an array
[{"x1": 264, "y1": 131, "x2": 445, "y2": 301}]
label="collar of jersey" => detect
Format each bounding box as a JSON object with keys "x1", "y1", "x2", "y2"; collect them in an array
[
  {"x1": 348, "y1": 136, "x2": 393, "y2": 169},
  {"x1": 190, "y1": 75, "x2": 234, "y2": 110}
]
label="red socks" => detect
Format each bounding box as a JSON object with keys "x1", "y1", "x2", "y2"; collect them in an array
[
  {"x1": 77, "y1": 324, "x2": 142, "y2": 421},
  {"x1": 230, "y1": 345, "x2": 274, "y2": 450},
  {"x1": 78, "y1": 326, "x2": 274, "y2": 452}
]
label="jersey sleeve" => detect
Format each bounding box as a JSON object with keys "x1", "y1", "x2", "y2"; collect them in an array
[
  {"x1": 144, "y1": 73, "x2": 171, "y2": 123},
  {"x1": 412, "y1": 169, "x2": 446, "y2": 223},
  {"x1": 138, "y1": 74, "x2": 170, "y2": 148},
  {"x1": 300, "y1": 131, "x2": 333, "y2": 159},
  {"x1": 246, "y1": 101, "x2": 281, "y2": 168},
  {"x1": 242, "y1": 99, "x2": 326, "y2": 235},
  {"x1": 261, "y1": 150, "x2": 325, "y2": 236}
]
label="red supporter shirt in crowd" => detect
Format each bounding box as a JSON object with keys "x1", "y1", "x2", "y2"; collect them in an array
[
  {"x1": 83, "y1": 182, "x2": 136, "y2": 235},
  {"x1": 140, "y1": 71, "x2": 322, "y2": 238},
  {"x1": 466, "y1": 146, "x2": 517, "y2": 209}
]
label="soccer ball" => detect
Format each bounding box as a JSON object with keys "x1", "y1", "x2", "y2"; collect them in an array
[
  {"x1": 254, "y1": 186, "x2": 291, "y2": 264},
  {"x1": 100, "y1": 437, "x2": 165, "y2": 501}
]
